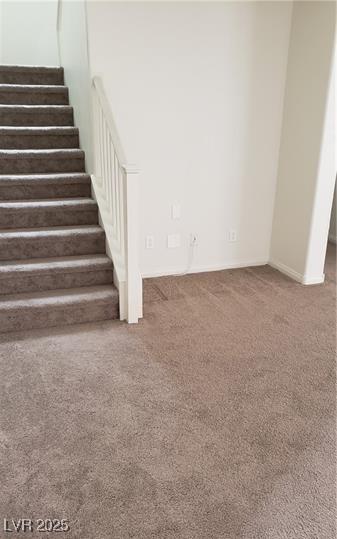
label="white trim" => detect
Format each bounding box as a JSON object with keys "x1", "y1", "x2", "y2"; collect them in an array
[
  {"x1": 143, "y1": 257, "x2": 326, "y2": 285},
  {"x1": 269, "y1": 259, "x2": 325, "y2": 285},
  {"x1": 328, "y1": 234, "x2": 337, "y2": 244},
  {"x1": 142, "y1": 259, "x2": 268, "y2": 279},
  {"x1": 302, "y1": 274, "x2": 325, "y2": 285},
  {"x1": 91, "y1": 77, "x2": 142, "y2": 323}
]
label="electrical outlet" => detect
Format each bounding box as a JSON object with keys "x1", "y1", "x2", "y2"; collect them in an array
[
  {"x1": 229, "y1": 229, "x2": 237, "y2": 242},
  {"x1": 190, "y1": 234, "x2": 198, "y2": 246},
  {"x1": 145, "y1": 235, "x2": 154, "y2": 249},
  {"x1": 167, "y1": 233, "x2": 181, "y2": 248}
]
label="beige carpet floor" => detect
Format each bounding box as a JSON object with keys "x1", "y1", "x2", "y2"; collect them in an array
[{"x1": 0, "y1": 245, "x2": 336, "y2": 539}]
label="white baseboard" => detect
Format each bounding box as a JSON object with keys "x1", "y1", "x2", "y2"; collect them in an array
[
  {"x1": 269, "y1": 259, "x2": 324, "y2": 285},
  {"x1": 143, "y1": 258, "x2": 325, "y2": 285},
  {"x1": 142, "y1": 259, "x2": 268, "y2": 279},
  {"x1": 328, "y1": 234, "x2": 337, "y2": 244}
]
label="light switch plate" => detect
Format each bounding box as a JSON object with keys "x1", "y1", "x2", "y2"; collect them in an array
[
  {"x1": 171, "y1": 204, "x2": 181, "y2": 220},
  {"x1": 145, "y1": 235, "x2": 154, "y2": 249}
]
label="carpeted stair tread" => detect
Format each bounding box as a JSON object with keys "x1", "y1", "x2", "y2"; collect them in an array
[
  {"x1": 0, "y1": 65, "x2": 64, "y2": 85},
  {"x1": 0, "y1": 84, "x2": 68, "y2": 93},
  {"x1": 0, "y1": 198, "x2": 98, "y2": 228},
  {"x1": 0, "y1": 126, "x2": 78, "y2": 135},
  {"x1": 0, "y1": 285, "x2": 119, "y2": 332},
  {"x1": 0, "y1": 284, "x2": 118, "y2": 307},
  {"x1": 0, "y1": 173, "x2": 91, "y2": 200},
  {"x1": 0, "y1": 104, "x2": 72, "y2": 113},
  {"x1": 0, "y1": 197, "x2": 96, "y2": 209},
  {"x1": 0, "y1": 127, "x2": 79, "y2": 149},
  {"x1": 0, "y1": 84, "x2": 69, "y2": 105},
  {"x1": 0, "y1": 64, "x2": 63, "y2": 72},
  {"x1": 0, "y1": 105, "x2": 73, "y2": 126},
  {"x1": 0, "y1": 254, "x2": 113, "y2": 275},
  {"x1": 0, "y1": 224, "x2": 103, "y2": 237},
  {"x1": 0, "y1": 255, "x2": 114, "y2": 295},
  {"x1": 0, "y1": 148, "x2": 84, "y2": 159},
  {"x1": 0, "y1": 149, "x2": 85, "y2": 173},
  {"x1": 0, "y1": 225, "x2": 106, "y2": 260},
  {"x1": 0, "y1": 172, "x2": 90, "y2": 185},
  {"x1": 0, "y1": 64, "x2": 62, "y2": 70}
]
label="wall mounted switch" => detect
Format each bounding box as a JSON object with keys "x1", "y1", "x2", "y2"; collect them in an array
[
  {"x1": 146, "y1": 235, "x2": 154, "y2": 249},
  {"x1": 171, "y1": 204, "x2": 181, "y2": 220}
]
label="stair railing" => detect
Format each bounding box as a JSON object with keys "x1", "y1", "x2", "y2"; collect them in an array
[{"x1": 91, "y1": 76, "x2": 142, "y2": 323}]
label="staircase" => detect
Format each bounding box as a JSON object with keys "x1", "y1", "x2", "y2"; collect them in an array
[{"x1": 0, "y1": 65, "x2": 119, "y2": 333}]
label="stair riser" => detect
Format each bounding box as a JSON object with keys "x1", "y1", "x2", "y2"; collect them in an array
[
  {"x1": 0, "y1": 297, "x2": 118, "y2": 333},
  {"x1": 0, "y1": 110, "x2": 73, "y2": 126},
  {"x1": 0, "y1": 157, "x2": 85, "y2": 174},
  {"x1": 0, "y1": 72, "x2": 64, "y2": 85},
  {"x1": 0, "y1": 183, "x2": 91, "y2": 200},
  {"x1": 0, "y1": 91, "x2": 68, "y2": 105},
  {"x1": 0, "y1": 233, "x2": 105, "y2": 261},
  {"x1": 0, "y1": 269, "x2": 113, "y2": 295},
  {"x1": 0, "y1": 208, "x2": 98, "y2": 229},
  {"x1": 0, "y1": 133, "x2": 79, "y2": 149}
]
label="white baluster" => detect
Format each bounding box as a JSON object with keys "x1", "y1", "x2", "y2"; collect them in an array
[{"x1": 92, "y1": 76, "x2": 142, "y2": 323}]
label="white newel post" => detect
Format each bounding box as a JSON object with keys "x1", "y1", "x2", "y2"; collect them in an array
[{"x1": 123, "y1": 165, "x2": 142, "y2": 323}]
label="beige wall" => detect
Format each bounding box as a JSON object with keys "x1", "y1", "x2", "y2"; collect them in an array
[
  {"x1": 87, "y1": 1, "x2": 292, "y2": 277},
  {"x1": 1, "y1": 0, "x2": 59, "y2": 65},
  {"x1": 0, "y1": 1, "x2": 3, "y2": 63},
  {"x1": 58, "y1": 0, "x2": 93, "y2": 172},
  {"x1": 270, "y1": 1, "x2": 336, "y2": 283}
]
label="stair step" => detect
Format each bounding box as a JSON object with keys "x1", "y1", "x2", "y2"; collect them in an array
[
  {"x1": 0, "y1": 254, "x2": 113, "y2": 295},
  {"x1": 0, "y1": 149, "x2": 85, "y2": 173},
  {"x1": 0, "y1": 285, "x2": 119, "y2": 333},
  {"x1": 0, "y1": 105, "x2": 73, "y2": 126},
  {"x1": 0, "y1": 64, "x2": 120, "y2": 333},
  {"x1": 0, "y1": 198, "x2": 98, "y2": 228},
  {"x1": 0, "y1": 225, "x2": 105, "y2": 260},
  {"x1": 0, "y1": 65, "x2": 64, "y2": 85},
  {"x1": 0, "y1": 126, "x2": 79, "y2": 149},
  {"x1": 0, "y1": 84, "x2": 69, "y2": 105},
  {"x1": 0, "y1": 173, "x2": 91, "y2": 199}
]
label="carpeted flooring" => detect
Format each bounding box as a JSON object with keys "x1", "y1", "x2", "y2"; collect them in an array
[{"x1": 0, "y1": 245, "x2": 336, "y2": 539}]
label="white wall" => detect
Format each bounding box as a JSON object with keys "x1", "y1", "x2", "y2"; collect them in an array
[
  {"x1": 87, "y1": 1, "x2": 292, "y2": 277},
  {"x1": 0, "y1": 1, "x2": 3, "y2": 63},
  {"x1": 0, "y1": 0, "x2": 93, "y2": 168},
  {"x1": 329, "y1": 184, "x2": 337, "y2": 244},
  {"x1": 58, "y1": 0, "x2": 93, "y2": 171},
  {"x1": 329, "y1": 54, "x2": 337, "y2": 246},
  {"x1": 270, "y1": 1, "x2": 336, "y2": 284},
  {"x1": 1, "y1": 0, "x2": 58, "y2": 66},
  {"x1": 306, "y1": 59, "x2": 336, "y2": 279}
]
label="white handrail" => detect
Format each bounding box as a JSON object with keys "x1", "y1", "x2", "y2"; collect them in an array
[{"x1": 91, "y1": 76, "x2": 142, "y2": 323}]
